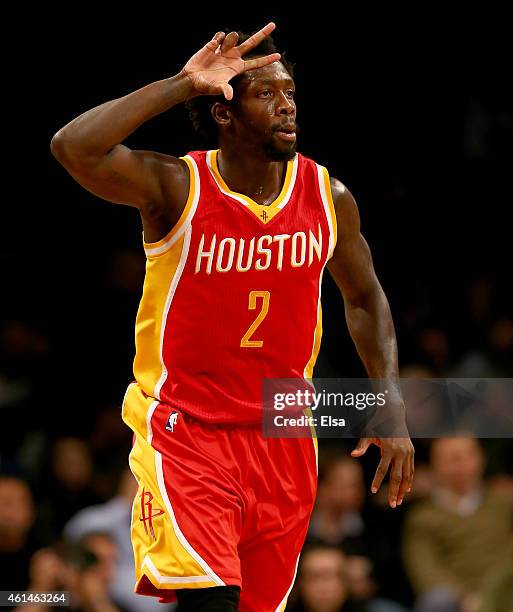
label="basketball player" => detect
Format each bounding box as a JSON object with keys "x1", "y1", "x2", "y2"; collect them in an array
[{"x1": 51, "y1": 22, "x2": 414, "y2": 612}]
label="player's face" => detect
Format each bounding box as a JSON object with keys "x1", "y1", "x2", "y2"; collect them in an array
[{"x1": 232, "y1": 62, "x2": 297, "y2": 161}]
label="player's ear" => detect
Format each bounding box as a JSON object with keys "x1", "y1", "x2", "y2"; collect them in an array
[{"x1": 211, "y1": 102, "x2": 232, "y2": 128}]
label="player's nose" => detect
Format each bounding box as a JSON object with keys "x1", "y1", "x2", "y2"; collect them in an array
[{"x1": 276, "y1": 92, "x2": 295, "y2": 115}]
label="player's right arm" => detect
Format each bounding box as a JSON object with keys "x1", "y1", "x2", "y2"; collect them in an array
[
  {"x1": 50, "y1": 24, "x2": 280, "y2": 226},
  {"x1": 51, "y1": 75, "x2": 194, "y2": 226}
]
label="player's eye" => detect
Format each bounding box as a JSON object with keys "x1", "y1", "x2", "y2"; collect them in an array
[
  {"x1": 258, "y1": 90, "x2": 272, "y2": 98},
  {"x1": 286, "y1": 90, "x2": 295, "y2": 98}
]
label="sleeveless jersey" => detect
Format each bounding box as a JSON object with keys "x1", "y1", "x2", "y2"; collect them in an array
[{"x1": 132, "y1": 149, "x2": 337, "y2": 423}]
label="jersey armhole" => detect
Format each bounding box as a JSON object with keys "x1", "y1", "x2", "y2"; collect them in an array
[{"x1": 143, "y1": 155, "x2": 200, "y2": 258}]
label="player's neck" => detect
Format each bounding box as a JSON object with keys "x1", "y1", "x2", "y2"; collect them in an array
[{"x1": 217, "y1": 147, "x2": 286, "y2": 206}]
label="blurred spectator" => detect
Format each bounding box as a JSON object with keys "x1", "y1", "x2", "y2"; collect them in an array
[
  {"x1": 70, "y1": 532, "x2": 125, "y2": 611},
  {"x1": 308, "y1": 457, "x2": 370, "y2": 552},
  {"x1": 14, "y1": 535, "x2": 128, "y2": 612},
  {"x1": 402, "y1": 437, "x2": 513, "y2": 612},
  {"x1": 0, "y1": 475, "x2": 39, "y2": 590},
  {"x1": 38, "y1": 437, "x2": 101, "y2": 540},
  {"x1": 308, "y1": 456, "x2": 411, "y2": 605},
  {"x1": 474, "y1": 515, "x2": 513, "y2": 612},
  {"x1": 289, "y1": 544, "x2": 407, "y2": 612},
  {"x1": 345, "y1": 555, "x2": 408, "y2": 612},
  {"x1": 289, "y1": 545, "x2": 350, "y2": 612},
  {"x1": 64, "y1": 468, "x2": 171, "y2": 612},
  {"x1": 13, "y1": 548, "x2": 77, "y2": 611}
]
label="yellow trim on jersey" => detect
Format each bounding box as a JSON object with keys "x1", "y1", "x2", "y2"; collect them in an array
[
  {"x1": 133, "y1": 234, "x2": 186, "y2": 396},
  {"x1": 302, "y1": 405, "x2": 319, "y2": 472},
  {"x1": 210, "y1": 149, "x2": 293, "y2": 208},
  {"x1": 313, "y1": 435, "x2": 319, "y2": 469},
  {"x1": 304, "y1": 303, "x2": 323, "y2": 379},
  {"x1": 143, "y1": 156, "x2": 196, "y2": 258},
  {"x1": 209, "y1": 149, "x2": 294, "y2": 224},
  {"x1": 122, "y1": 384, "x2": 222, "y2": 592},
  {"x1": 277, "y1": 594, "x2": 291, "y2": 612},
  {"x1": 321, "y1": 166, "x2": 338, "y2": 252}
]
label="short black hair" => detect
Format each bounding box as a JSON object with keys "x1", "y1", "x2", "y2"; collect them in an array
[{"x1": 185, "y1": 29, "x2": 294, "y2": 145}]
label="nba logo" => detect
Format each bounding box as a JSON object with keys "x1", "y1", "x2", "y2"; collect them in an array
[{"x1": 166, "y1": 411, "x2": 179, "y2": 432}]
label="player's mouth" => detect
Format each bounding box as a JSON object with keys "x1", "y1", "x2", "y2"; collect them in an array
[{"x1": 274, "y1": 125, "x2": 297, "y2": 142}]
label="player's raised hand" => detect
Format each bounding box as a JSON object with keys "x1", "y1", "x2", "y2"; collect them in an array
[{"x1": 181, "y1": 22, "x2": 281, "y2": 101}]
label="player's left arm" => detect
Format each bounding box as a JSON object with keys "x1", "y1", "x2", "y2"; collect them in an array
[{"x1": 326, "y1": 177, "x2": 414, "y2": 508}]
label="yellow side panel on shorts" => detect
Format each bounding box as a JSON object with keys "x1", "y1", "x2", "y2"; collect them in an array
[{"x1": 123, "y1": 384, "x2": 219, "y2": 591}]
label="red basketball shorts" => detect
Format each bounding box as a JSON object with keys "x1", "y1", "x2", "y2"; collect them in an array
[{"x1": 122, "y1": 382, "x2": 318, "y2": 611}]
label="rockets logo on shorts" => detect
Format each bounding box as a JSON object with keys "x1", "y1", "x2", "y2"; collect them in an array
[
  {"x1": 166, "y1": 411, "x2": 179, "y2": 432},
  {"x1": 139, "y1": 488, "x2": 164, "y2": 540}
]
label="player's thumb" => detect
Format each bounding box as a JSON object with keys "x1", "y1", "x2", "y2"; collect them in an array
[{"x1": 351, "y1": 438, "x2": 371, "y2": 457}]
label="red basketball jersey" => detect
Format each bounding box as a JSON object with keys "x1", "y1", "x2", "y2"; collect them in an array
[{"x1": 132, "y1": 149, "x2": 337, "y2": 423}]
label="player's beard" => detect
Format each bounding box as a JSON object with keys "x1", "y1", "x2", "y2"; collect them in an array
[{"x1": 263, "y1": 124, "x2": 300, "y2": 161}]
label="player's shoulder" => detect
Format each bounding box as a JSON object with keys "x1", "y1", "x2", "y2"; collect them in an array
[
  {"x1": 326, "y1": 174, "x2": 356, "y2": 220},
  {"x1": 329, "y1": 176, "x2": 350, "y2": 204}
]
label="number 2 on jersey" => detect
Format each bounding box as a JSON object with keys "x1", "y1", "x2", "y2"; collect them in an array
[{"x1": 240, "y1": 290, "x2": 270, "y2": 348}]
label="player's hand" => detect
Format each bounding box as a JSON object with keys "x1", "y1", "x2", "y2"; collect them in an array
[
  {"x1": 351, "y1": 437, "x2": 414, "y2": 508},
  {"x1": 181, "y1": 22, "x2": 281, "y2": 101}
]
